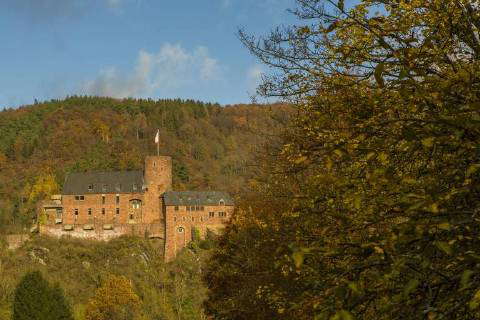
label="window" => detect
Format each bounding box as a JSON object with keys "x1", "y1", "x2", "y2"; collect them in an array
[
  {"x1": 88, "y1": 184, "x2": 93, "y2": 192},
  {"x1": 219, "y1": 199, "x2": 225, "y2": 206},
  {"x1": 195, "y1": 206, "x2": 200, "y2": 211},
  {"x1": 191, "y1": 206, "x2": 196, "y2": 211},
  {"x1": 129, "y1": 214, "x2": 134, "y2": 220},
  {"x1": 200, "y1": 206, "x2": 204, "y2": 211},
  {"x1": 192, "y1": 217, "x2": 195, "y2": 222},
  {"x1": 132, "y1": 183, "x2": 137, "y2": 191},
  {"x1": 74, "y1": 209, "x2": 79, "y2": 215},
  {"x1": 131, "y1": 199, "x2": 141, "y2": 209},
  {"x1": 187, "y1": 206, "x2": 190, "y2": 211},
  {"x1": 56, "y1": 209, "x2": 62, "y2": 220},
  {"x1": 183, "y1": 217, "x2": 186, "y2": 221},
  {"x1": 209, "y1": 212, "x2": 215, "y2": 218},
  {"x1": 102, "y1": 184, "x2": 107, "y2": 192},
  {"x1": 174, "y1": 217, "x2": 177, "y2": 222},
  {"x1": 115, "y1": 183, "x2": 121, "y2": 192},
  {"x1": 75, "y1": 195, "x2": 85, "y2": 201},
  {"x1": 102, "y1": 208, "x2": 105, "y2": 215},
  {"x1": 174, "y1": 206, "x2": 179, "y2": 211},
  {"x1": 88, "y1": 208, "x2": 92, "y2": 216},
  {"x1": 102, "y1": 195, "x2": 106, "y2": 204},
  {"x1": 219, "y1": 212, "x2": 227, "y2": 217},
  {"x1": 177, "y1": 227, "x2": 184, "y2": 233},
  {"x1": 116, "y1": 195, "x2": 120, "y2": 205},
  {"x1": 116, "y1": 208, "x2": 120, "y2": 215}
]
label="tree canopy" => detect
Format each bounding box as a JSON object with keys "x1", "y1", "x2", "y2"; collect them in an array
[
  {"x1": 13, "y1": 271, "x2": 73, "y2": 320},
  {"x1": 205, "y1": 0, "x2": 480, "y2": 319}
]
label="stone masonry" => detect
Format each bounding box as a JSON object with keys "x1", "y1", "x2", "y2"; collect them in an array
[{"x1": 38, "y1": 155, "x2": 234, "y2": 260}]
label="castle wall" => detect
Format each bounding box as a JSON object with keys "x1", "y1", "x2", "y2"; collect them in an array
[
  {"x1": 40, "y1": 223, "x2": 165, "y2": 240},
  {"x1": 164, "y1": 204, "x2": 234, "y2": 261},
  {"x1": 62, "y1": 193, "x2": 144, "y2": 225},
  {"x1": 37, "y1": 155, "x2": 234, "y2": 261}
]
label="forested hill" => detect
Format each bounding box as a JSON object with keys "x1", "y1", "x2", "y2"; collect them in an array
[{"x1": 0, "y1": 96, "x2": 290, "y2": 232}]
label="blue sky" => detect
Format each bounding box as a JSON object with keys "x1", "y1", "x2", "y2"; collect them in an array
[{"x1": 0, "y1": 0, "x2": 297, "y2": 108}]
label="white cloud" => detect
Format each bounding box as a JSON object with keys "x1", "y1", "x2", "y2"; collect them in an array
[{"x1": 81, "y1": 43, "x2": 222, "y2": 98}]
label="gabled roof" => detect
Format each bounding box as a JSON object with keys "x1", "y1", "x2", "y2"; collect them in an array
[
  {"x1": 62, "y1": 170, "x2": 144, "y2": 195},
  {"x1": 163, "y1": 191, "x2": 234, "y2": 206}
]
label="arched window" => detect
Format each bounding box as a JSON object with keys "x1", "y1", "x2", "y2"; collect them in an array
[
  {"x1": 130, "y1": 199, "x2": 142, "y2": 209},
  {"x1": 219, "y1": 199, "x2": 225, "y2": 206},
  {"x1": 177, "y1": 227, "x2": 185, "y2": 233}
]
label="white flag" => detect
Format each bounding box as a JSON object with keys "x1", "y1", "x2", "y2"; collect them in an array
[{"x1": 154, "y1": 129, "x2": 160, "y2": 144}]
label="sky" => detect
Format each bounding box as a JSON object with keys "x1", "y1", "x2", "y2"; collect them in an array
[{"x1": 0, "y1": 0, "x2": 297, "y2": 108}]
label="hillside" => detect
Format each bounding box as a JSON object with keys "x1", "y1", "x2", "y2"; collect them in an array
[
  {"x1": 0, "y1": 235, "x2": 211, "y2": 320},
  {"x1": 0, "y1": 96, "x2": 291, "y2": 233}
]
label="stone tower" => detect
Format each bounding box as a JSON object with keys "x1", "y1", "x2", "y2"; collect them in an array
[{"x1": 143, "y1": 156, "x2": 172, "y2": 224}]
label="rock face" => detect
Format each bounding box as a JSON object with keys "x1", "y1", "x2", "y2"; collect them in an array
[{"x1": 5, "y1": 234, "x2": 30, "y2": 250}]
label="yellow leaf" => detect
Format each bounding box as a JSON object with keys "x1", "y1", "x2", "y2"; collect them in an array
[
  {"x1": 422, "y1": 137, "x2": 435, "y2": 148},
  {"x1": 295, "y1": 156, "x2": 308, "y2": 164},
  {"x1": 467, "y1": 164, "x2": 480, "y2": 177},
  {"x1": 437, "y1": 222, "x2": 450, "y2": 231},
  {"x1": 377, "y1": 152, "x2": 388, "y2": 164},
  {"x1": 292, "y1": 251, "x2": 304, "y2": 268},
  {"x1": 374, "y1": 63, "x2": 385, "y2": 87}
]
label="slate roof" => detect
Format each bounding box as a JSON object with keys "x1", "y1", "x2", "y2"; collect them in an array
[
  {"x1": 163, "y1": 191, "x2": 234, "y2": 206},
  {"x1": 62, "y1": 170, "x2": 144, "y2": 195}
]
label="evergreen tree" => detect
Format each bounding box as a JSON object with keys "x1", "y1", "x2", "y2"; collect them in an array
[{"x1": 12, "y1": 271, "x2": 73, "y2": 320}]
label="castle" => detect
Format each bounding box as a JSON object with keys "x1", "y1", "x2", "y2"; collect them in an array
[{"x1": 38, "y1": 156, "x2": 234, "y2": 260}]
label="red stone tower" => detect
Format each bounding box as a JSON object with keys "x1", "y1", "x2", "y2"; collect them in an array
[{"x1": 143, "y1": 156, "x2": 172, "y2": 224}]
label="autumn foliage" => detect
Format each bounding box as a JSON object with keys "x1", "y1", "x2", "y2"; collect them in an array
[{"x1": 205, "y1": 0, "x2": 480, "y2": 319}]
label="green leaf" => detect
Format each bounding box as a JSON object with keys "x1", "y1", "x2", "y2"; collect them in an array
[
  {"x1": 435, "y1": 241, "x2": 452, "y2": 255},
  {"x1": 331, "y1": 310, "x2": 353, "y2": 320},
  {"x1": 421, "y1": 137, "x2": 435, "y2": 148},
  {"x1": 470, "y1": 290, "x2": 480, "y2": 310},
  {"x1": 403, "y1": 279, "x2": 419, "y2": 297},
  {"x1": 374, "y1": 63, "x2": 385, "y2": 87},
  {"x1": 399, "y1": 68, "x2": 409, "y2": 79},
  {"x1": 461, "y1": 270, "x2": 474, "y2": 291}
]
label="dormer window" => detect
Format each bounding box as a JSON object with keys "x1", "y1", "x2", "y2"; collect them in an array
[
  {"x1": 102, "y1": 184, "x2": 107, "y2": 192},
  {"x1": 219, "y1": 199, "x2": 225, "y2": 206},
  {"x1": 115, "y1": 183, "x2": 121, "y2": 192},
  {"x1": 132, "y1": 184, "x2": 137, "y2": 191},
  {"x1": 88, "y1": 184, "x2": 93, "y2": 192}
]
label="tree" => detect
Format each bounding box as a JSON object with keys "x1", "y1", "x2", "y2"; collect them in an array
[
  {"x1": 205, "y1": 0, "x2": 480, "y2": 319},
  {"x1": 13, "y1": 271, "x2": 73, "y2": 320},
  {"x1": 85, "y1": 274, "x2": 142, "y2": 320}
]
